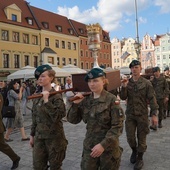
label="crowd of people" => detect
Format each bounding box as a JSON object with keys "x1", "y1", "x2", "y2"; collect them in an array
[{"x1": 0, "y1": 61, "x2": 170, "y2": 170}]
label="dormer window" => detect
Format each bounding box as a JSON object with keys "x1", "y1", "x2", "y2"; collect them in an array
[
  {"x1": 12, "y1": 14, "x2": 17, "y2": 21},
  {"x1": 56, "y1": 25, "x2": 62, "y2": 32},
  {"x1": 4, "y1": 4, "x2": 21, "y2": 22},
  {"x1": 79, "y1": 28, "x2": 84, "y2": 34},
  {"x1": 42, "y1": 22, "x2": 49, "y2": 29},
  {"x1": 68, "y1": 28, "x2": 73, "y2": 35},
  {"x1": 26, "y1": 17, "x2": 33, "y2": 25},
  {"x1": 104, "y1": 36, "x2": 108, "y2": 40}
]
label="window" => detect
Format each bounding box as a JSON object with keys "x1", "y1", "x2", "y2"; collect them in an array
[
  {"x1": 3, "y1": 54, "x2": 9, "y2": 68},
  {"x1": 80, "y1": 40, "x2": 83, "y2": 45},
  {"x1": 57, "y1": 57, "x2": 60, "y2": 65},
  {"x1": 62, "y1": 41, "x2": 65, "y2": 49},
  {"x1": 86, "y1": 51, "x2": 88, "y2": 57},
  {"x1": 62, "y1": 58, "x2": 66, "y2": 65},
  {"x1": 68, "y1": 28, "x2": 73, "y2": 34},
  {"x1": 26, "y1": 17, "x2": 33, "y2": 25},
  {"x1": 80, "y1": 50, "x2": 83, "y2": 57},
  {"x1": 23, "y1": 34, "x2": 29, "y2": 44},
  {"x1": 68, "y1": 58, "x2": 71, "y2": 64},
  {"x1": 12, "y1": 14, "x2": 17, "y2": 21},
  {"x1": 55, "y1": 40, "x2": 59, "y2": 48},
  {"x1": 157, "y1": 55, "x2": 160, "y2": 60},
  {"x1": 1, "y1": 30, "x2": 9, "y2": 41},
  {"x1": 81, "y1": 62, "x2": 84, "y2": 69},
  {"x1": 73, "y1": 43, "x2": 76, "y2": 50},
  {"x1": 33, "y1": 56, "x2": 38, "y2": 68},
  {"x1": 68, "y1": 42, "x2": 71, "y2": 49},
  {"x1": 56, "y1": 26, "x2": 62, "y2": 32},
  {"x1": 24, "y1": 55, "x2": 29, "y2": 66},
  {"x1": 86, "y1": 63, "x2": 89, "y2": 69},
  {"x1": 13, "y1": 32, "x2": 19, "y2": 42},
  {"x1": 91, "y1": 63, "x2": 93, "y2": 69},
  {"x1": 90, "y1": 52, "x2": 92, "y2": 57},
  {"x1": 42, "y1": 22, "x2": 49, "y2": 29},
  {"x1": 74, "y1": 59, "x2": 77, "y2": 66},
  {"x1": 79, "y1": 28, "x2": 84, "y2": 34},
  {"x1": 28, "y1": 18, "x2": 33, "y2": 25},
  {"x1": 32, "y1": 35, "x2": 38, "y2": 45},
  {"x1": 45, "y1": 38, "x2": 49, "y2": 46},
  {"x1": 163, "y1": 55, "x2": 166, "y2": 59},
  {"x1": 48, "y1": 57, "x2": 54, "y2": 64},
  {"x1": 14, "y1": 54, "x2": 20, "y2": 68}
]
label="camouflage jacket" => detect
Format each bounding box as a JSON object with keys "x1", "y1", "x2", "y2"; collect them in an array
[
  {"x1": 30, "y1": 88, "x2": 67, "y2": 145},
  {"x1": 164, "y1": 75, "x2": 170, "y2": 90},
  {"x1": 120, "y1": 76, "x2": 158, "y2": 116},
  {"x1": 151, "y1": 75, "x2": 169, "y2": 99},
  {"x1": 67, "y1": 90, "x2": 124, "y2": 152},
  {"x1": 0, "y1": 93, "x2": 5, "y2": 133}
]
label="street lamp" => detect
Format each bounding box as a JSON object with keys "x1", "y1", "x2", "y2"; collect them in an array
[
  {"x1": 86, "y1": 23, "x2": 101, "y2": 68},
  {"x1": 134, "y1": 0, "x2": 141, "y2": 61}
]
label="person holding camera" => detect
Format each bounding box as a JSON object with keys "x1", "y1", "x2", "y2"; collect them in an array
[{"x1": 4, "y1": 80, "x2": 30, "y2": 142}]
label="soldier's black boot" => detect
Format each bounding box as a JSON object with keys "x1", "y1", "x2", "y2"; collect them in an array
[
  {"x1": 158, "y1": 120, "x2": 163, "y2": 128},
  {"x1": 167, "y1": 110, "x2": 170, "y2": 117},
  {"x1": 130, "y1": 148, "x2": 137, "y2": 164},
  {"x1": 134, "y1": 152, "x2": 144, "y2": 170},
  {"x1": 163, "y1": 110, "x2": 166, "y2": 119},
  {"x1": 11, "y1": 157, "x2": 20, "y2": 170}
]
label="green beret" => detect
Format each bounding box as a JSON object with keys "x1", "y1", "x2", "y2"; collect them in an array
[
  {"x1": 129, "y1": 60, "x2": 141, "y2": 68},
  {"x1": 34, "y1": 64, "x2": 52, "y2": 79},
  {"x1": 84, "y1": 68, "x2": 105, "y2": 82},
  {"x1": 153, "y1": 66, "x2": 160, "y2": 73},
  {"x1": 164, "y1": 66, "x2": 169, "y2": 71}
]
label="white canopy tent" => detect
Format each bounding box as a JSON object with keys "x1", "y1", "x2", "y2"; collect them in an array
[
  {"x1": 44, "y1": 63, "x2": 70, "y2": 77},
  {"x1": 7, "y1": 65, "x2": 35, "y2": 80},
  {"x1": 62, "y1": 64, "x2": 87, "y2": 74},
  {"x1": 7, "y1": 64, "x2": 71, "y2": 81}
]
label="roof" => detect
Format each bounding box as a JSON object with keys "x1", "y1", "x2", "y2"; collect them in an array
[
  {"x1": 41, "y1": 47, "x2": 57, "y2": 54},
  {"x1": 0, "y1": 0, "x2": 39, "y2": 30},
  {"x1": 30, "y1": 6, "x2": 77, "y2": 36},
  {"x1": 69, "y1": 19, "x2": 88, "y2": 37}
]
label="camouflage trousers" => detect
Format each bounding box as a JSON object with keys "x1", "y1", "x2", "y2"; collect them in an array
[
  {"x1": 157, "y1": 99, "x2": 164, "y2": 121},
  {"x1": 81, "y1": 147, "x2": 123, "y2": 170},
  {"x1": 33, "y1": 138, "x2": 67, "y2": 170},
  {"x1": 125, "y1": 114, "x2": 149, "y2": 153}
]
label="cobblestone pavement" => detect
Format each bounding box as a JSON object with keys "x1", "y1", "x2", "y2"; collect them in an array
[{"x1": 0, "y1": 101, "x2": 170, "y2": 170}]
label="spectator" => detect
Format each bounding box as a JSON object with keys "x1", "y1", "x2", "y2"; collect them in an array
[{"x1": 4, "y1": 80, "x2": 30, "y2": 142}]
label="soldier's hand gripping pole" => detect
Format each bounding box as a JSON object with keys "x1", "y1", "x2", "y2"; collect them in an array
[{"x1": 27, "y1": 88, "x2": 74, "y2": 100}]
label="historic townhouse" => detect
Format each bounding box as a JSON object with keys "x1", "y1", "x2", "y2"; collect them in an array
[
  {"x1": 0, "y1": 0, "x2": 112, "y2": 79},
  {"x1": 69, "y1": 19, "x2": 111, "y2": 70},
  {"x1": 0, "y1": 0, "x2": 40, "y2": 77}
]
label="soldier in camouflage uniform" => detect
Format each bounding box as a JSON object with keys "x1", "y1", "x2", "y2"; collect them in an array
[
  {"x1": 30, "y1": 64, "x2": 68, "y2": 170},
  {"x1": 163, "y1": 66, "x2": 170, "y2": 117},
  {"x1": 151, "y1": 66, "x2": 169, "y2": 128},
  {"x1": 67, "y1": 68, "x2": 124, "y2": 170},
  {"x1": 120, "y1": 60, "x2": 159, "y2": 170}
]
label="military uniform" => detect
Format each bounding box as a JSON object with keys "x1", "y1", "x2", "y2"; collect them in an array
[
  {"x1": 68, "y1": 90, "x2": 124, "y2": 170},
  {"x1": 30, "y1": 88, "x2": 68, "y2": 170},
  {"x1": 164, "y1": 74, "x2": 170, "y2": 117},
  {"x1": 0, "y1": 94, "x2": 20, "y2": 168},
  {"x1": 151, "y1": 74, "x2": 169, "y2": 125},
  {"x1": 120, "y1": 76, "x2": 158, "y2": 153}
]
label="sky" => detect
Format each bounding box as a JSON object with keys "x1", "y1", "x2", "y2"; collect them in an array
[{"x1": 27, "y1": 0, "x2": 170, "y2": 41}]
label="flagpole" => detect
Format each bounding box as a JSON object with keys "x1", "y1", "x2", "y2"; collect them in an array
[{"x1": 134, "y1": 0, "x2": 141, "y2": 61}]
